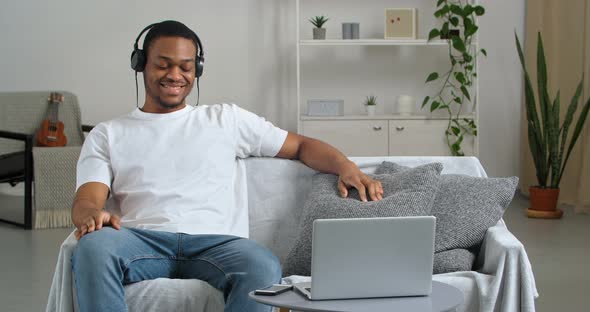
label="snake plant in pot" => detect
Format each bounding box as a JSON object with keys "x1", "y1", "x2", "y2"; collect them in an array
[{"x1": 516, "y1": 32, "x2": 590, "y2": 218}]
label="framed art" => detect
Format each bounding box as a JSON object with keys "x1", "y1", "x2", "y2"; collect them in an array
[{"x1": 384, "y1": 8, "x2": 417, "y2": 39}]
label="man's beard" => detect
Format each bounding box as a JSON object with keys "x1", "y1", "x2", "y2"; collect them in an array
[
  {"x1": 155, "y1": 95, "x2": 186, "y2": 109},
  {"x1": 145, "y1": 81, "x2": 190, "y2": 109}
]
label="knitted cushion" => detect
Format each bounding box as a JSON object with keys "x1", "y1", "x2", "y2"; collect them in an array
[
  {"x1": 376, "y1": 161, "x2": 518, "y2": 252},
  {"x1": 433, "y1": 248, "x2": 477, "y2": 274},
  {"x1": 284, "y1": 163, "x2": 442, "y2": 276}
]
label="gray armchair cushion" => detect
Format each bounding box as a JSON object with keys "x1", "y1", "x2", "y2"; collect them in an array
[
  {"x1": 284, "y1": 163, "x2": 443, "y2": 276},
  {"x1": 376, "y1": 161, "x2": 518, "y2": 252},
  {"x1": 0, "y1": 151, "x2": 24, "y2": 182}
]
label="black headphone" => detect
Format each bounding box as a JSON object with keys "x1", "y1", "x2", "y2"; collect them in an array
[{"x1": 130, "y1": 22, "x2": 205, "y2": 78}]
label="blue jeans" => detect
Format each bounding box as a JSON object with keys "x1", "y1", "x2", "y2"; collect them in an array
[{"x1": 71, "y1": 227, "x2": 282, "y2": 312}]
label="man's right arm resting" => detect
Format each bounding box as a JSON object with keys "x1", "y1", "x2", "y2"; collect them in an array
[{"x1": 71, "y1": 182, "x2": 120, "y2": 240}]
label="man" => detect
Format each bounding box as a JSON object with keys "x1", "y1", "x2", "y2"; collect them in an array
[{"x1": 71, "y1": 20, "x2": 383, "y2": 312}]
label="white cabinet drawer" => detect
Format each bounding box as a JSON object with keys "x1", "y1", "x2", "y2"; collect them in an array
[
  {"x1": 389, "y1": 120, "x2": 475, "y2": 156},
  {"x1": 302, "y1": 120, "x2": 388, "y2": 156}
]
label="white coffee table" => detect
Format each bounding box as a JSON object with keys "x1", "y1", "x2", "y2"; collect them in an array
[{"x1": 249, "y1": 281, "x2": 463, "y2": 312}]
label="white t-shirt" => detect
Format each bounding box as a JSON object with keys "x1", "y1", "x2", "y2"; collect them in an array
[{"x1": 76, "y1": 103, "x2": 288, "y2": 237}]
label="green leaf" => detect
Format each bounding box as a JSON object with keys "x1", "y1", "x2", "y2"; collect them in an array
[
  {"x1": 450, "y1": 17, "x2": 459, "y2": 27},
  {"x1": 454, "y1": 72, "x2": 466, "y2": 84},
  {"x1": 454, "y1": 97, "x2": 462, "y2": 104},
  {"x1": 559, "y1": 96, "x2": 590, "y2": 185},
  {"x1": 437, "y1": 0, "x2": 446, "y2": 7},
  {"x1": 451, "y1": 126, "x2": 460, "y2": 136},
  {"x1": 516, "y1": 32, "x2": 547, "y2": 186},
  {"x1": 428, "y1": 29, "x2": 440, "y2": 41},
  {"x1": 430, "y1": 101, "x2": 440, "y2": 112},
  {"x1": 434, "y1": 5, "x2": 450, "y2": 18},
  {"x1": 452, "y1": 36, "x2": 466, "y2": 52},
  {"x1": 426, "y1": 72, "x2": 439, "y2": 83},
  {"x1": 537, "y1": 32, "x2": 551, "y2": 153},
  {"x1": 450, "y1": 4, "x2": 463, "y2": 16},
  {"x1": 464, "y1": 4, "x2": 474, "y2": 16},
  {"x1": 481, "y1": 48, "x2": 487, "y2": 57},
  {"x1": 441, "y1": 22, "x2": 449, "y2": 37},
  {"x1": 460, "y1": 86, "x2": 471, "y2": 101},
  {"x1": 465, "y1": 24, "x2": 478, "y2": 37},
  {"x1": 463, "y1": 53, "x2": 473, "y2": 63},
  {"x1": 547, "y1": 91, "x2": 560, "y2": 187},
  {"x1": 556, "y1": 78, "x2": 583, "y2": 185},
  {"x1": 465, "y1": 65, "x2": 473, "y2": 71},
  {"x1": 474, "y1": 6, "x2": 485, "y2": 16},
  {"x1": 421, "y1": 96, "x2": 430, "y2": 108}
]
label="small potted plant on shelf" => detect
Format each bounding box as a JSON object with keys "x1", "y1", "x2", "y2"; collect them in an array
[
  {"x1": 516, "y1": 32, "x2": 590, "y2": 219},
  {"x1": 309, "y1": 16, "x2": 329, "y2": 40},
  {"x1": 364, "y1": 95, "x2": 377, "y2": 116}
]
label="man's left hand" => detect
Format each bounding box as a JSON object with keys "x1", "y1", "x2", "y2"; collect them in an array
[{"x1": 337, "y1": 162, "x2": 383, "y2": 202}]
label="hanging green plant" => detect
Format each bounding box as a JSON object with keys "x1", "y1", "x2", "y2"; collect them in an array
[{"x1": 422, "y1": 0, "x2": 486, "y2": 156}]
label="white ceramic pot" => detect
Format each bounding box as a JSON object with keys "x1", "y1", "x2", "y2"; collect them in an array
[
  {"x1": 366, "y1": 105, "x2": 376, "y2": 116},
  {"x1": 397, "y1": 95, "x2": 415, "y2": 115},
  {"x1": 313, "y1": 28, "x2": 326, "y2": 40}
]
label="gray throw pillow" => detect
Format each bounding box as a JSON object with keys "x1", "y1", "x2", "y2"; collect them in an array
[
  {"x1": 376, "y1": 161, "x2": 518, "y2": 252},
  {"x1": 284, "y1": 163, "x2": 443, "y2": 276},
  {"x1": 433, "y1": 249, "x2": 476, "y2": 274}
]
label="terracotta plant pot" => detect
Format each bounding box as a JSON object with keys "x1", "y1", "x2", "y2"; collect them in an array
[
  {"x1": 527, "y1": 186, "x2": 563, "y2": 219},
  {"x1": 529, "y1": 187, "x2": 559, "y2": 211}
]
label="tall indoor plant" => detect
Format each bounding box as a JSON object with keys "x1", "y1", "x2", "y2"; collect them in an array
[
  {"x1": 516, "y1": 32, "x2": 590, "y2": 218},
  {"x1": 423, "y1": 0, "x2": 486, "y2": 156}
]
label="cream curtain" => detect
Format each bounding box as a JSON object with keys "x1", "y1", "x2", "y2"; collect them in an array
[{"x1": 521, "y1": 0, "x2": 590, "y2": 213}]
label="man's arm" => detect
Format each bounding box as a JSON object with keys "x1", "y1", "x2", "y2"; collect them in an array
[
  {"x1": 71, "y1": 182, "x2": 120, "y2": 240},
  {"x1": 275, "y1": 132, "x2": 383, "y2": 201}
]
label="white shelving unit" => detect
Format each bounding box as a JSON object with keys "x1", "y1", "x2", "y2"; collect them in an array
[
  {"x1": 295, "y1": 0, "x2": 479, "y2": 157},
  {"x1": 299, "y1": 39, "x2": 448, "y2": 46}
]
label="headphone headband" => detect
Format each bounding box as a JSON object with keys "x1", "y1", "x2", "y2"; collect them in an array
[
  {"x1": 130, "y1": 21, "x2": 204, "y2": 77},
  {"x1": 133, "y1": 23, "x2": 159, "y2": 52}
]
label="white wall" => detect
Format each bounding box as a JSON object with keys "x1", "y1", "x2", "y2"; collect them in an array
[
  {"x1": 478, "y1": 0, "x2": 525, "y2": 178},
  {"x1": 0, "y1": 0, "x2": 524, "y2": 177}
]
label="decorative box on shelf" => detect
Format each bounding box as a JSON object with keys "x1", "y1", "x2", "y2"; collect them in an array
[{"x1": 306, "y1": 99, "x2": 344, "y2": 116}]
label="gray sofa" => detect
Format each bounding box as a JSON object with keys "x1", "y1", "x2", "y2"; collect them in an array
[{"x1": 47, "y1": 156, "x2": 538, "y2": 312}]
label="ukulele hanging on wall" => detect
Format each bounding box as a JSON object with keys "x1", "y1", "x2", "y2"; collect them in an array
[{"x1": 36, "y1": 92, "x2": 67, "y2": 147}]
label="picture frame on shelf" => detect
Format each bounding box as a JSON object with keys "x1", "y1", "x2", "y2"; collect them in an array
[{"x1": 384, "y1": 8, "x2": 417, "y2": 39}]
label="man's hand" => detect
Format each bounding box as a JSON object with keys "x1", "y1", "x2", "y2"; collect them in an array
[
  {"x1": 337, "y1": 162, "x2": 383, "y2": 202},
  {"x1": 275, "y1": 133, "x2": 384, "y2": 201},
  {"x1": 73, "y1": 209, "x2": 121, "y2": 240},
  {"x1": 72, "y1": 182, "x2": 118, "y2": 240}
]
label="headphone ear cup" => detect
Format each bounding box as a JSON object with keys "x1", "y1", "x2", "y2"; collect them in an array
[
  {"x1": 130, "y1": 49, "x2": 147, "y2": 72},
  {"x1": 195, "y1": 56, "x2": 204, "y2": 78}
]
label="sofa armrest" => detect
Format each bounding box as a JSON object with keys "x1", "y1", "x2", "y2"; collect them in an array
[
  {"x1": 0, "y1": 129, "x2": 34, "y2": 141},
  {"x1": 46, "y1": 231, "x2": 78, "y2": 312},
  {"x1": 475, "y1": 221, "x2": 538, "y2": 311},
  {"x1": 81, "y1": 125, "x2": 94, "y2": 133}
]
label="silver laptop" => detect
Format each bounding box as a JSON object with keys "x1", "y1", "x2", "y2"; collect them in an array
[{"x1": 294, "y1": 216, "x2": 436, "y2": 300}]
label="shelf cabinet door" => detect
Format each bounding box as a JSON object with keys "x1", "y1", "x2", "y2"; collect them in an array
[
  {"x1": 388, "y1": 120, "x2": 475, "y2": 156},
  {"x1": 302, "y1": 120, "x2": 388, "y2": 156}
]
